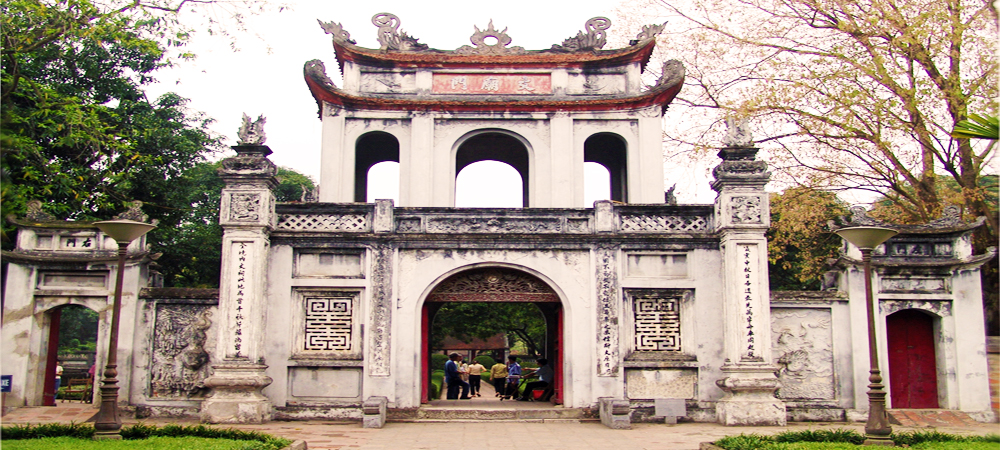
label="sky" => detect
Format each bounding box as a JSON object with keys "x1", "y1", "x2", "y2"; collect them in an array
[{"x1": 144, "y1": 0, "x2": 726, "y2": 206}]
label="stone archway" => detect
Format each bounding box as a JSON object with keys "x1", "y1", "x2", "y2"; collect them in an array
[{"x1": 420, "y1": 267, "x2": 563, "y2": 404}]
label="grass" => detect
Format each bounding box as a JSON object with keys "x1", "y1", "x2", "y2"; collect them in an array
[
  {"x1": 0, "y1": 423, "x2": 291, "y2": 450},
  {"x1": 1, "y1": 436, "x2": 278, "y2": 450},
  {"x1": 715, "y1": 430, "x2": 1000, "y2": 450}
]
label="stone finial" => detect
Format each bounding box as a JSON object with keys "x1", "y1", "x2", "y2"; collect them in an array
[
  {"x1": 24, "y1": 200, "x2": 56, "y2": 222},
  {"x1": 237, "y1": 114, "x2": 266, "y2": 146},
  {"x1": 551, "y1": 17, "x2": 611, "y2": 52},
  {"x1": 113, "y1": 200, "x2": 149, "y2": 222},
  {"x1": 456, "y1": 20, "x2": 526, "y2": 55},
  {"x1": 656, "y1": 60, "x2": 685, "y2": 87},
  {"x1": 926, "y1": 205, "x2": 963, "y2": 227},
  {"x1": 723, "y1": 117, "x2": 753, "y2": 148},
  {"x1": 635, "y1": 22, "x2": 666, "y2": 42},
  {"x1": 372, "y1": 13, "x2": 428, "y2": 51},
  {"x1": 664, "y1": 184, "x2": 678, "y2": 205},
  {"x1": 318, "y1": 19, "x2": 355, "y2": 44}
]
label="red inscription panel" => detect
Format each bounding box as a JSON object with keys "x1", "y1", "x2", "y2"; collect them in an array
[{"x1": 432, "y1": 73, "x2": 552, "y2": 95}]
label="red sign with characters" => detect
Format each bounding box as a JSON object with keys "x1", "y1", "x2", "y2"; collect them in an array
[{"x1": 432, "y1": 73, "x2": 552, "y2": 95}]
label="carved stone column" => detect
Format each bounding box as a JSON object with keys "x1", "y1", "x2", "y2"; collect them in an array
[
  {"x1": 710, "y1": 125, "x2": 786, "y2": 426},
  {"x1": 201, "y1": 141, "x2": 277, "y2": 423}
]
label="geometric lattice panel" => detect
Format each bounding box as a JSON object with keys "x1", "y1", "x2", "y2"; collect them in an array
[
  {"x1": 620, "y1": 214, "x2": 710, "y2": 232},
  {"x1": 304, "y1": 297, "x2": 353, "y2": 351},
  {"x1": 277, "y1": 214, "x2": 369, "y2": 232},
  {"x1": 634, "y1": 297, "x2": 681, "y2": 351}
]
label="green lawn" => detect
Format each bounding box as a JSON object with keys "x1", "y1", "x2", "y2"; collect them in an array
[{"x1": 1, "y1": 436, "x2": 276, "y2": 450}]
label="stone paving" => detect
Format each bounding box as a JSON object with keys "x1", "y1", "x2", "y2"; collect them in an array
[{"x1": 3, "y1": 401, "x2": 999, "y2": 450}]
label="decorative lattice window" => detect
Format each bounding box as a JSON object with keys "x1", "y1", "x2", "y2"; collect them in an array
[
  {"x1": 293, "y1": 290, "x2": 361, "y2": 359},
  {"x1": 634, "y1": 296, "x2": 681, "y2": 351},
  {"x1": 305, "y1": 297, "x2": 353, "y2": 351}
]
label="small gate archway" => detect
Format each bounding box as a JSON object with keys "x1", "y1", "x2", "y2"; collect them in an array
[
  {"x1": 420, "y1": 267, "x2": 563, "y2": 404},
  {"x1": 887, "y1": 309, "x2": 940, "y2": 408}
]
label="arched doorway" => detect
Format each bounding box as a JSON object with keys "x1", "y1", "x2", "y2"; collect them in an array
[
  {"x1": 887, "y1": 309, "x2": 939, "y2": 408},
  {"x1": 584, "y1": 133, "x2": 627, "y2": 203},
  {"x1": 454, "y1": 132, "x2": 530, "y2": 207},
  {"x1": 355, "y1": 132, "x2": 400, "y2": 202},
  {"x1": 420, "y1": 267, "x2": 563, "y2": 404}
]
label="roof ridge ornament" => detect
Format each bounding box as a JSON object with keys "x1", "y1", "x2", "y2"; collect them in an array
[
  {"x1": 722, "y1": 116, "x2": 754, "y2": 148},
  {"x1": 113, "y1": 201, "x2": 149, "y2": 223},
  {"x1": 24, "y1": 200, "x2": 56, "y2": 222},
  {"x1": 551, "y1": 17, "x2": 611, "y2": 52},
  {"x1": 635, "y1": 22, "x2": 667, "y2": 42},
  {"x1": 238, "y1": 113, "x2": 267, "y2": 146},
  {"x1": 372, "y1": 13, "x2": 429, "y2": 52},
  {"x1": 456, "y1": 20, "x2": 526, "y2": 55},
  {"x1": 318, "y1": 19, "x2": 356, "y2": 45}
]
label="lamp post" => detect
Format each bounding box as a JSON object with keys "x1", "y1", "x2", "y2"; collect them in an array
[
  {"x1": 835, "y1": 226, "x2": 897, "y2": 446},
  {"x1": 91, "y1": 219, "x2": 155, "y2": 440}
]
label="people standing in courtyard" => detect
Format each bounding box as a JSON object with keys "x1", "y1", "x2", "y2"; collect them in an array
[
  {"x1": 444, "y1": 353, "x2": 470, "y2": 400},
  {"x1": 501, "y1": 355, "x2": 521, "y2": 400},
  {"x1": 458, "y1": 357, "x2": 469, "y2": 384},
  {"x1": 517, "y1": 358, "x2": 553, "y2": 401},
  {"x1": 490, "y1": 359, "x2": 508, "y2": 397},
  {"x1": 54, "y1": 361, "x2": 63, "y2": 399},
  {"x1": 467, "y1": 359, "x2": 486, "y2": 397}
]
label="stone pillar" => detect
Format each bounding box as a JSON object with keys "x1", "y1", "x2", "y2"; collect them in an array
[
  {"x1": 710, "y1": 134, "x2": 786, "y2": 426},
  {"x1": 201, "y1": 143, "x2": 277, "y2": 424}
]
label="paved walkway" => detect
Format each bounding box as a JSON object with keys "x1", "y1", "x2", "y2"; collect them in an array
[{"x1": 3, "y1": 402, "x2": 998, "y2": 449}]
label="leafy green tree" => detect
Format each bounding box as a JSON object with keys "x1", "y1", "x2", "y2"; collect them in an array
[
  {"x1": 57, "y1": 305, "x2": 98, "y2": 353},
  {"x1": 768, "y1": 187, "x2": 850, "y2": 290},
  {"x1": 431, "y1": 303, "x2": 547, "y2": 358}
]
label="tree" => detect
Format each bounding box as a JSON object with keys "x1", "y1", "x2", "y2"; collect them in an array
[
  {"x1": 768, "y1": 187, "x2": 850, "y2": 290},
  {"x1": 152, "y1": 162, "x2": 314, "y2": 288},
  {"x1": 1, "y1": 0, "x2": 274, "y2": 245},
  {"x1": 431, "y1": 303, "x2": 547, "y2": 358},
  {"x1": 621, "y1": 0, "x2": 996, "y2": 238}
]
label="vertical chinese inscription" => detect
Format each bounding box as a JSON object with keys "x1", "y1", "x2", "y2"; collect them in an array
[
  {"x1": 596, "y1": 245, "x2": 620, "y2": 375},
  {"x1": 368, "y1": 245, "x2": 393, "y2": 376},
  {"x1": 232, "y1": 242, "x2": 247, "y2": 358},
  {"x1": 304, "y1": 297, "x2": 353, "y2": 351},
  {"x1": 741, "y1": 244, "x2": 758, "y2": 360},
  {"x1": 634, "y1": 297, "x2": 681, "y2": 351}
]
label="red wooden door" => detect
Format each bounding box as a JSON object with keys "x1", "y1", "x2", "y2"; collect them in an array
[{"x1": 887, "y1": 309, "x2": 939, "y2": 408}]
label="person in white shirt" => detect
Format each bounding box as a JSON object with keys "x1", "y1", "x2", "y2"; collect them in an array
[{"x1": 517, "y1": 358, "x2": 553, "y2": 401}]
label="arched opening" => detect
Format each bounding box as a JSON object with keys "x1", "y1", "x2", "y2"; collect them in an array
[
  {"x1": 583, "y1": 162, "x2": 611, "y2": 207},
  {"x1": 355, "y1": 132, "x2": 400, "y2": 203},
  {"x1": 887, "y1": 309, "x2": 939, "y2": 408},
  {"x1": 455, "y1": 132, "x2": 529, "y2": 207},
  {"x1": 366, "y1": 161, "x2": 400, "y2": 203},
  {"x1": 45, "y1": 304, "x2": 99, "y2": 405},
  {"x1": 455, "y1": 161, "x2": 522, "y2": 208},
  {"x1": 421, "y1": 267, "x2": 562, "y2": 405},
  {"x1": 584, "y1": 133, "x2": 627, "y2": 203}
]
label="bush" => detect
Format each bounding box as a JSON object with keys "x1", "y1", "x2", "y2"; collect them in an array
[
  {"x1": 474, "y1": 355, "x2": 495, "y2": 369},
  {"x1": 773, "y1": 429, "x2": 864, "y2": 445},
  {"x1": 431, "y1": 353, "x2": 449, "y2": 371},
  {"x1": 430, "y1": 369, "x2": 444, "y2": 399},
  {"x1": 0, "y1": 423, "x2": 93, "y2": 440}
]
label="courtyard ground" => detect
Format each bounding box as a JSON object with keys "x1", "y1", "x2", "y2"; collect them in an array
[{"x1": 2, "y1": 399, "x2": 998, "y2": 450}]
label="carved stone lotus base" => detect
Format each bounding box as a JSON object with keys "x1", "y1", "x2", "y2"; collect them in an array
[
  {"x1": 715, "y1": 363, "x2": 786, "y2": 426},
  {"x1": 200, "y1": 363, "x2": 273, "y2": 424}
]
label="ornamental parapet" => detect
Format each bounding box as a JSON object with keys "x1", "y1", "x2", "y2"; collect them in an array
[{"x1": 273, "y1": 202, "x2": 714, "y2": 236}]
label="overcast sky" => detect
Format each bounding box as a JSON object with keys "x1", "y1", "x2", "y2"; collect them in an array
[{"x1": 144, "y1": 1, "x2": 729, "y2": 206}]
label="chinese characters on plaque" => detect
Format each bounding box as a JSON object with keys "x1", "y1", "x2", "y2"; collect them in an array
[
  {"x1": 433, "y1": 73, "x2": 552, "y2": 95},
  {"x1": 742, "y1": 244, "x2": 756, "y2": 359},
  {"x1": 233, "y1": 243, "x2": 247, "y2": 358}
]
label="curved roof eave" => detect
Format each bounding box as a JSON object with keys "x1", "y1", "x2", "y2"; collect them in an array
[{"x1": 304, "y1": 65, "x2": 683, "y2": 117}]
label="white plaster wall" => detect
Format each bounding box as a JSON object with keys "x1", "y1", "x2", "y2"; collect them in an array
[{"x1": 1, "y1": 264, "x2": 41, "y2": 406}]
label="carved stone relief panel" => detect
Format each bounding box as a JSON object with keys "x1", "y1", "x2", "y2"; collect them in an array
[
  {"x1": 368, "y1": 245, "x2": 393, "y2": 376},
  {"x1": 566, "y1": 73, "x2": 626, "y2": 95},
  {"x1": 730, "y1": 196, "x2": 763, "y2": 224},
  {"x1": 360, "y1": 71, "x2": 416, "y2": 94},
  {"x1": 425, "y1": 217, "x2": 562, "y2": 233},
  {"x1": 880, "y1": 276, "x2": 948, "y2": 293},
  {"x1": 230, "y1": 193, "x2": 261, "y2": 221},
  {"x1": 633, "y1": 296, "x2": 681, "y2": 351},
  {"x1": 625, "y1": 369, "x2": 697, "y2": 399},
  {"x1": 881, "y1": 300, "x2": 950, "y2": 317},
  {"x1": 294, "y1": 250, "x2": 364, "y2": 278},
  {"x1": 149, "y1": 303, "x2": 216, "y2": 398},
  {"x1": 771, "y1": 308, "x2": 835, "y2": 400}
]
